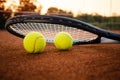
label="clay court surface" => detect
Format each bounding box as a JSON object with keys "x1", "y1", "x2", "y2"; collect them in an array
[{"x1": 0, "y1": 30, "x2": 120, "y2": 80}]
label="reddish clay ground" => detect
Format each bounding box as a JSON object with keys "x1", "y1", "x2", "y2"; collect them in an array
[{"x1": 0, "y1": 30, "x2": 120, "y2": 80}]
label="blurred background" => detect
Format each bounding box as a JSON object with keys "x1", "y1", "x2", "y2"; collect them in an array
[{"x1": 0, "y1": 0, "x2": 120, "y2": 30}]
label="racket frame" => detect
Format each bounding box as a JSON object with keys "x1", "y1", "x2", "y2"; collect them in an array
[{"x1": 5, "y1": 15, "x2": 120, "y2": 44}]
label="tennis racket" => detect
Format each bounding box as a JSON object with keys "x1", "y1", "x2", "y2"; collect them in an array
[{"x1": 5, "y1": 14, "x2": 120, "y2": 45}]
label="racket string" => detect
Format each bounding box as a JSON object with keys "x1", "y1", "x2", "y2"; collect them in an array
[{"x1": 10, "y1": 23, "x2": 98, "y2": 41}]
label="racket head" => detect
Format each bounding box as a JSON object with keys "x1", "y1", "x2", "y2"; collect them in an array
[{"x1": 5, "y1": 14, "x2": 120, "y2": 44}]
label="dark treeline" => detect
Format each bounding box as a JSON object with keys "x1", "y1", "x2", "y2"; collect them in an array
[
  {"x1": 75, "y1": 14, "x2": 120, "y2": 29},
  {"x1": 0, "y1": 11, "x2": 11, "y2": 29},
  {"x1": 75, "y1": 13, "x2": 120, "y2": 23}
]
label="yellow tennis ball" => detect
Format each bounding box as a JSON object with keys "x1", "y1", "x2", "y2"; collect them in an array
[
  {"x1": 54, "y1": 32, "x2": 73, "y2": 50},
  {"x1": 23, "y1": 31, "x2": 46, "y2": 53}
]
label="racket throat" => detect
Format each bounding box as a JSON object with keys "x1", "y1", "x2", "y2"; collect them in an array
[
  {"x1": 73, "y1": 36, "x2": 101, "y2": 45},
  {"x1": 101, "y1": 37, "x2": 120, "y2": 43}
]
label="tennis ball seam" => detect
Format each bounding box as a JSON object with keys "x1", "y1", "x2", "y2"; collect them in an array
[
  {"x1": 23, "y1": 32, "x2": 46, "y2": 53},
  {"x1": 32, "y1": 36, "x2": 41, "y2": 53}
]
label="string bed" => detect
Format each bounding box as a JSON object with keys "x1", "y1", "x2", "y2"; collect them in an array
[{"x1": 10, "y1": 22, "x2": 98, "y2": 42}]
